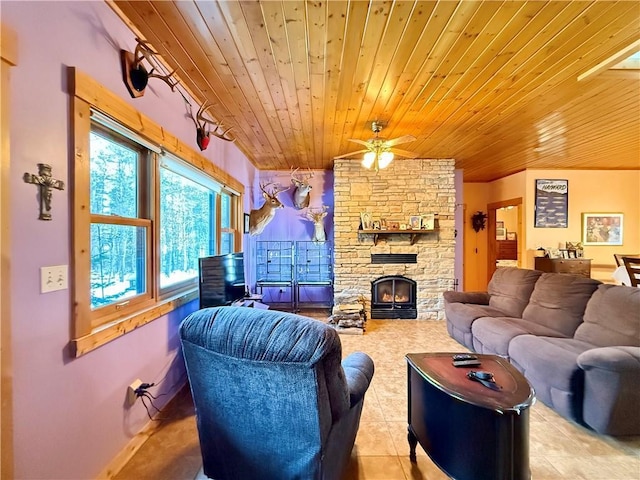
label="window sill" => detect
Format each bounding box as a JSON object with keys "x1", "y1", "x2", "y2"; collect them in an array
[{"x1": 70, "y1": 289, "x2": 199, "y2": 357}]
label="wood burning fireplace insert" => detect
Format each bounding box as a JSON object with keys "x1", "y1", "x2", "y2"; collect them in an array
[{"x1": 371, "y1": 275, "x2": 417, "y2": 319}]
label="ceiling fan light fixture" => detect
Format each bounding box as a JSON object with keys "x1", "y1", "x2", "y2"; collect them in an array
[
  {"x1": 362, "y1": 151, "x2": 376, "y2": 169},
  {"x1": 378, "y1": 151, "x2": 394, "y2": 169}
]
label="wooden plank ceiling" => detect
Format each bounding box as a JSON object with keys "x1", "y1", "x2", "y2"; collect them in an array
[{"x1": 111, "y1": 1, "x2": 640, "y2": 182}]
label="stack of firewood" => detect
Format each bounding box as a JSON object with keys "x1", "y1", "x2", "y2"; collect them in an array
[{"x1": 328, "y1": 301, "x2": 366, "y2": 335}]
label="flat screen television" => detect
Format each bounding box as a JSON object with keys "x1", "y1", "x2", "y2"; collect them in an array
[{"x1": 198, "y1": 253, "x2": 246, "y2": 308}]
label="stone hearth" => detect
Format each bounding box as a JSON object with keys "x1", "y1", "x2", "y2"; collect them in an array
[{"x1": 332, "y1": 159, "x2": 455, "y2": 320}]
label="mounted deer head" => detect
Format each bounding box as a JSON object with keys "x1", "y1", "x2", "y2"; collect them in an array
[
  {"x1": 290, "y1": 167, "x2": 314, "y2": 210},
  {"x1": 305, "y1": 206, "x2": 329, "y2": 243},
  {"x1": 248, "y1": 182, "x2": 290, "y2": 236},
  {"x1": 120, "y1": 38, "x2": 179, "y2": 98},
  {"x1": 188, "y1": 102, "x2": 234, "y2": 151}
]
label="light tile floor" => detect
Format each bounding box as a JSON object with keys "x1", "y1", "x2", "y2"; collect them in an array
[{"x1": 116, "y1": 318, "x2": 640, "y2": 480}]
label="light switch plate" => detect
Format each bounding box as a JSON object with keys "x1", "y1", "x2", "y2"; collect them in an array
[{"x1": 41, "y1": 265, "x2": 68, "y2": 293}]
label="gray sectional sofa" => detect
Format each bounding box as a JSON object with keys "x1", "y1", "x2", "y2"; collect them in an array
[{"x1": 443, "y1": 267, "x2": 640, "y2": 436}]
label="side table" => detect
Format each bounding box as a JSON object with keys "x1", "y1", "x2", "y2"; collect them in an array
[{"x1": 406, "y1": 353, "x2": 535, "y2": 480}]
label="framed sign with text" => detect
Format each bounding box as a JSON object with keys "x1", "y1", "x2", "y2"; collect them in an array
[{"x1": 534, "y1": 179, "x2": 568, "y2": 228}]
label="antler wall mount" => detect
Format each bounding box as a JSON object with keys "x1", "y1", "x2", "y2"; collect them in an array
[
  {"x1": 188, "y1": 101, "x2": 234, "y2": 151},
  {"x1": 120, "y1": 38, "x2": 179, "y2": 98}
]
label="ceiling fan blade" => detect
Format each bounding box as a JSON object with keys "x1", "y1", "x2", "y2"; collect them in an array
[
  {"x1": 385, "y1": 135, "x2": 416, "y2": 147},
  {"x1": 390, "y1": 148, "x2": 418, "y2": 159},
  {"x1": 347, "y1": 139, "x2": 373, "y2": 147},
  {"x1": 333, "y1": 149, "x2": 369, "y2": 159}
]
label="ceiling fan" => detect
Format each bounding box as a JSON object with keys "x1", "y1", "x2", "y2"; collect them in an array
[{"x1": 334, "y1": 121, "x2": 417, "y2": 171}]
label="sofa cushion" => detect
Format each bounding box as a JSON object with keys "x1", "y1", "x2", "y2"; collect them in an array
[
  {"x1": 574, "y1": 284, "x2": 640, "y2": 347},
  {"x1": 508, "y1": 335, "x2": 593, "y2": 423},
  {"x1": 445, "y1": 303, "x2": 508, "y2": 350},
  {"x1": 472, "y1": 317, "x2": 568, "y2": 357},
  {"x1": 488, "y1": 267, "x2": 542, "y2": 318},
  {"x1": 522, "y1": 273, "x2": 601, "y2": 336}
]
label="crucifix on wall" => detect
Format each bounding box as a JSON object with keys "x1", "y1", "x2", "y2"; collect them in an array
[{"x1": 23, "y1": 163, "x2": 65, "y2": 220}]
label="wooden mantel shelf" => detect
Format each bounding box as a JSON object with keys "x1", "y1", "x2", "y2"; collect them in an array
[{"x1": 358, "y1": 229, "x2": 438, "y2": 245}]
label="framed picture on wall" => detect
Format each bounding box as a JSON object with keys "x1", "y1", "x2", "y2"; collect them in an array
[
  {"x1": 534, "y1": 179, "x2": 568, "y2": 228},
  {"x1": 582, "y1": 213, "x2": 623, "y2": 246}
]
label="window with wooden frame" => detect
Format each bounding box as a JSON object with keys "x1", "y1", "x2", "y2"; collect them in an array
[{"x1": 70, "y1": 68, "x2": 243, "y2": 357}]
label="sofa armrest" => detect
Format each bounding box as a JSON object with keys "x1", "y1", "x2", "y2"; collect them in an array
[
  {"x1": 443, "y1": 290, "x2": 490, "y2": 305},
  {"x1": 342, "y1": 351, "x2": 375, "y2": 407},
  {"x1": 577, "y1": 346, "x2": 640, "y2": 372},
  {"x1": 576, "y1": 346, "x2": 640, "y2": 435}
]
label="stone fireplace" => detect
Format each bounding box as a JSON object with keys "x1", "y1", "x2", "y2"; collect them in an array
[{"x1": 333, "y1": 159, "x2": 455, "y2": 320}]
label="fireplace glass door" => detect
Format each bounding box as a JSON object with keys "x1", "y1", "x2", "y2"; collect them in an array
[{"x1": 371, "y1": 276, "x2": 417, "y2": 319}]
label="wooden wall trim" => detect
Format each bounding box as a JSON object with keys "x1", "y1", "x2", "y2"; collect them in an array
[
  {"x1": 1, "y1": 21, "x2": 17, "y2": 480},
  {"x1": 487, "y1": 197, "x2": 523, "y2": 281},
  {"x1": 68, "y1": 67, "x2": 244, "y2": 194},
  {"x1": 1, "y1": 23, "x2": 18, "y2": 65}
]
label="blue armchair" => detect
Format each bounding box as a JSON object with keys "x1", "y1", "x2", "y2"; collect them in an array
[{"x1": 180, "y1": 306, "x2": 374, "y2": 480}]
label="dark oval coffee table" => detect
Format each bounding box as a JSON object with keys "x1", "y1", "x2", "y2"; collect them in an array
[{"x1": 406, "y1": 353, "x2": 535, "y2": 480}]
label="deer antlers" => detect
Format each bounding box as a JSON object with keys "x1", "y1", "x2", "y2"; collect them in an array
[
  {"x1": 306, "y1": 205, "x2": 328, "y2": 221},
  {"x1": 260, "y1": 181, "x2": 290, "y2": 197},
  {"x1": 189, "y1": 102, "x2": 234, "y2": 150},
  {"x1": 290, "y1": 167, "x2": 315, "y2": 184},
  {"x1": 121, "y1": 38, "x2": 179, "y2": 96}
]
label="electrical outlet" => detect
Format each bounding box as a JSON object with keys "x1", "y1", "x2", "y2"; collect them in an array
[
  {"x1": 127, "y1": 379, "x2": 143, "y2": 405},
  {"x1": 40, "y1": 265, "x2": 68, "y2": 293}
]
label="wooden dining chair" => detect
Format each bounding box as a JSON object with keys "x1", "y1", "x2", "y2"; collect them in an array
[
  {"x1": 621, "y1": 256, "x2": 640, "y2": 287},
  {"x1": 614, "y1": 253, "x2": 640, "y2": 267}
]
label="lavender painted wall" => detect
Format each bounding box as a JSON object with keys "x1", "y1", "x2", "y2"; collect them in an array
[
  {"x1": 245, "y1": 170, "x2": 334, "y2": 304},
  {"x1": 3, "y1": 2, "x2": 257, "y2": 478}
]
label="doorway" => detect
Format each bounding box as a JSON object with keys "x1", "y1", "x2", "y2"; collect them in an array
[{"x1": 487, "y1": 198, "x2": 523, "y2": 282}]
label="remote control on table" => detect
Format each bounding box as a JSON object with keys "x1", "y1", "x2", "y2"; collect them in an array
[
  {"x1": 452, "y1": 354, "x2": 477, "y2": 361},
  {"x1": 453, "y1": 359, "x2": 482, "y2": 367}
]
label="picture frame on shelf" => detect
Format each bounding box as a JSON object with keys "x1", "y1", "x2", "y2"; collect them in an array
[
  {"x1": 409, "y1": 215, "x2": 422, "y2": 230},
  {"x1": 360, "y1": 211, "x2": 372, "y2": 230},
  {"x1": 496, "y1": 227, "x2": 507, "y2": 240},
  {"x1": 546, "y1": 247, "x2": 562, "y2": 259},
  {"x1": 421, "y1": 214, "x2": 435, "y2": 230},
  {"x1": 582, "y1": 213, "x2": 623, "y2": 246},
  {"x1": 388, "y1": 221, "x2": 400, "y2": 230},
  {"x1": 506, "y1": 232, "x2": 517, "y2": 241}
]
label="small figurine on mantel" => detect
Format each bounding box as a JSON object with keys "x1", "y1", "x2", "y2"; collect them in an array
[{"x1": 23, "y1": 163, "x2": 65, "y2": 220}]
